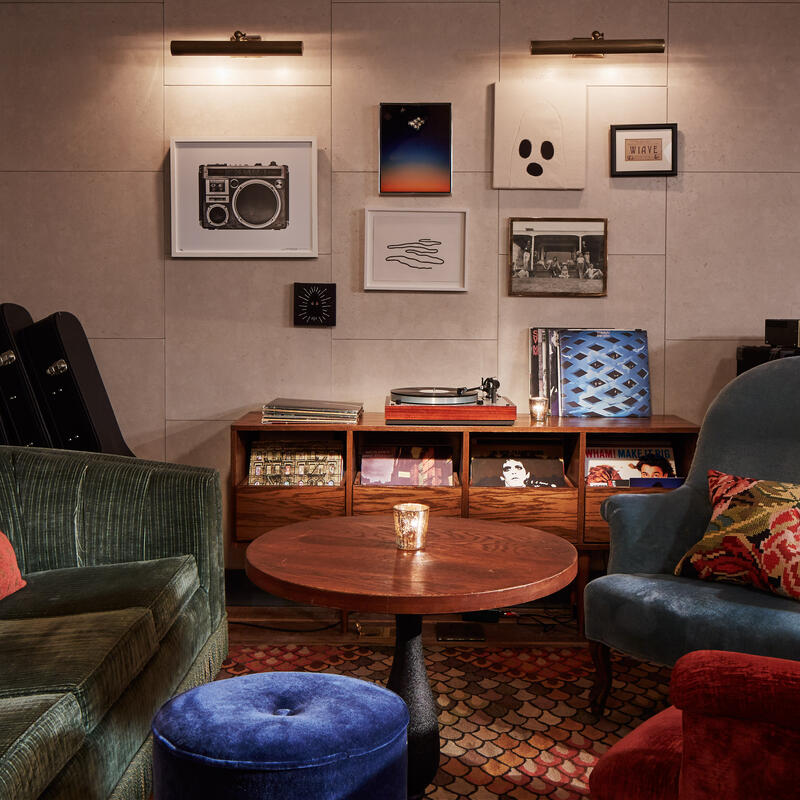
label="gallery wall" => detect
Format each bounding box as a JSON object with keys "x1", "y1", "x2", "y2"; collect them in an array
[{"x1": 2, "y1": 0, "x2": 799, "y2": 564}]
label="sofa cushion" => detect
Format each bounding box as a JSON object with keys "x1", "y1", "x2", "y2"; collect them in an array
[
  {"x1": 675, "y1": 469, "x2": 800, "y2": 600},
  {"x1": 0, "y1": 692, "x2": 85, "y2": 800},
  {"x1": 0, "y1": 530, "x2": 25, "y2": 601},
  {"x1": 584, "y1": 572, "x2": 800, "y2": 667},
  {"x1": 0, "y1": 608, "x2": 158, "y2": 732},
  {"x1": 0, "y1": 556, "x2": 199, "y2": 640},
  {"x1": 42, "y1": 589, "x2": 218, "y2": 800}
]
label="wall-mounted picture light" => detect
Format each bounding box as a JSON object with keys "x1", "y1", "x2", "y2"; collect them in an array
[
  {"x1": 170, "y1": 30, "x2": 303, "y2": 57},
  {"x1": 530, "y1": 31, "x2": 665, "y2": 57}
]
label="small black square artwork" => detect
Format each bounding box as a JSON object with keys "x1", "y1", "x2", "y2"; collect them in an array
[{"x1": 293, "y1": 282, "x2": 336, "y2": 327}]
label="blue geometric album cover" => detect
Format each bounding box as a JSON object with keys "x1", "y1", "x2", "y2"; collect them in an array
[{"x1": 557, "y1": 329, "x2": 651, "y2": 417}]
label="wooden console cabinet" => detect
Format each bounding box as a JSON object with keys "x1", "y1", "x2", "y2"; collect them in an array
[{"x1": 231, "y1": 412, "x2": 699, "y2": 629}]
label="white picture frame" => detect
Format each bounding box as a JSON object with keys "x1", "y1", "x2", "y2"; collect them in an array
[
  {"x1": 363, "y1": 208, "x2": 468, "y2": 292},
  {"x1": 170, "y1": 137, "x2": 318, "y2": 258}
]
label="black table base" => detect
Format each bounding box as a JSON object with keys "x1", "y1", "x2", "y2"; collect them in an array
[{"x1": 387, "y1": 614, "x2": 440, "y2": 799}]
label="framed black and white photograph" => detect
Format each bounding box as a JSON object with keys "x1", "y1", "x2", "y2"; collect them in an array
[
  {"x1": 509, "y1": 217, "x2": 607, "y2": 298},
  {"x1": 610, "y1": 124, "x2": 677, "y2": 177},
  {"x1": 379, "y1": 102, "x2": 452, "y2": 195},
  {"x1": 170, "y1": 137, "x2": 318, "y2": 258},
  {"x1": 364, "y1": 208, "x2": 468, "y2": 292}
]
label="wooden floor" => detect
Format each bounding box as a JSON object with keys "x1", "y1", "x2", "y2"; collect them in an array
[{"x1": 227, "y1": 603, "x2": 584, "y2": 648}]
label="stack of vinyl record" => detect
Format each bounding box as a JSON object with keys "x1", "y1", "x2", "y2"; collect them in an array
[
  {"x1": 261, "y1": 397, "x2": 364, "y2": 424},
  {"x1": 248, "y1": 440, "x2": 343, "y2": 486}
]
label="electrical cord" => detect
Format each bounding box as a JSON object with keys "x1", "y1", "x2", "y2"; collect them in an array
[
  {"x1": 229, "y1": 620, "x2": 343, "y2": 634},
  {"x1": 500, "y1": 608, "x2": 577, "y2": 630},
  {"x1": 515, "y1": 614, "x2": 576, "y2": 629}
]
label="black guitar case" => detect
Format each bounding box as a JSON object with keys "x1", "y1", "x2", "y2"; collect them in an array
[
  {"x1": 17, "y1": 311, "x2": 134, "y2": 457},
  {"x1": 0, "y1": 303, "x2": 53, "y2": 447}
]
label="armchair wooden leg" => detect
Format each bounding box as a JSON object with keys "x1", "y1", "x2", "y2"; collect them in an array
[{"x1": 589, "y1": 640, "x2": 612, "y2": 716}]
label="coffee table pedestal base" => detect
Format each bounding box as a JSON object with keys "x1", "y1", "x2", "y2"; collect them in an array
[{"x1": 387, "y1": 614, "x2": 440, "y2": 799}]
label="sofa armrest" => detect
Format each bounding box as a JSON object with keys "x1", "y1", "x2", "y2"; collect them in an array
[
  {"x1": 601, "y1": 484, "x2": 711, "y2": 574},
  {"x1": 671, "y1": 649, "x2": 800, "y2": 731},
  {"x1": 3, "y1": 446, "x2": 225, "y2": 629}
]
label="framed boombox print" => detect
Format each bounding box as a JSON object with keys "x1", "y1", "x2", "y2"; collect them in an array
[{"x1": 170, "y1": 137, "x2": 318, "y2": 258}]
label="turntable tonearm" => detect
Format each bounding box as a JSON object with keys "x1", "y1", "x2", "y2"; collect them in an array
[{"x1": 385, "y1": 378, "x2": 517, "y2": 425}]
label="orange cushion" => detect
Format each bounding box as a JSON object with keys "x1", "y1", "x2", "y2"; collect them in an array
[
  {"x1": 0, "y1": 531, "x2": 26, "y2": 600},
  {"x1": 675, "y1": 469, "x2": 800, "y2": 600}
]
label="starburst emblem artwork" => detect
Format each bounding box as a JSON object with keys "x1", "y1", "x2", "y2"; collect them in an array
[{"x1": 293, "y1": 282, "x2": 336, "y2": 327}]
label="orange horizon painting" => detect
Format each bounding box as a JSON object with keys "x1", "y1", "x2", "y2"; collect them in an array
[{"x1": 379, "y1": 103, "x2": 451, "y2": 195}]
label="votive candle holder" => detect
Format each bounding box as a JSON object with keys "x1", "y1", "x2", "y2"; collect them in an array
[
  {"x1": 392, "y1": 503, "x2": 430, "y2": 551},
  {"x1": 529, "y1": 396, "x2": 550, "y2": 421}
]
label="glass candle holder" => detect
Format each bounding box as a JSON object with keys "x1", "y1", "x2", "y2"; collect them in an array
[
  {"x1": 392, "y1": 503, "x2": 430, "y2": 551},
  {"x1": 529, "y1": 396, "x2": 549, "y2": 421}
]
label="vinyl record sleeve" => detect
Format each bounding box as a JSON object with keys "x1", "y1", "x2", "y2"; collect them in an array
[
  {"x1": 360, "y1": 445, "x2": 454, "y2": 486},
  {"x1": 585, "y1": 444, "x2": 676, "y2": 486},
  {"x1": 628, "y1": 477, "x2": 685, "y2": 488},
  {"x1": 249, "y1": 440, "x2": 343, "y2": 486},
  {"x1": 558, "y1": 329, "x2": 651, "y2": 417},
  {"x1": 470, "y1": 457, "x2": 566, "y2": 488},
  {"x1": 264, "y1": 398, "x2": 364, "y2": 413}
]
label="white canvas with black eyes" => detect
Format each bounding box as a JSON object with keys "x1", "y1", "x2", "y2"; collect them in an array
[{"x1": 492, "y1": 81, "x2": 586, "y2": 190}]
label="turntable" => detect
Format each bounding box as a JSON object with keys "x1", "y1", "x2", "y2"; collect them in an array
[{"x1": 384, "y1": 378, "x2": 517, "y2": 425}]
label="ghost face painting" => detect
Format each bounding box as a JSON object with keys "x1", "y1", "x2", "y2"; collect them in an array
[{"x1": 492, "y1": 81, "x2": 586, "y2": 190}]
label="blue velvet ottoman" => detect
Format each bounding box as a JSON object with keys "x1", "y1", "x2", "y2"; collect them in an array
[{"x1": 151, "y1": 671, "x2": 409, "y2": 799}]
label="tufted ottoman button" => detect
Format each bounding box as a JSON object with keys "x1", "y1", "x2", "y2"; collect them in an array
[{"x1": 151, "y1": 672, "x2": 409, "y2": 799}]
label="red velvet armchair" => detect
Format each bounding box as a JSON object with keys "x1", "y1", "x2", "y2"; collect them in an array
[{"x1": 590, "y1": 649, "x2": 800, "y2": 800}]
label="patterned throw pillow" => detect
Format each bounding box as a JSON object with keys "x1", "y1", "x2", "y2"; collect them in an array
[
  {"x1": 0, "y1": 530, "x2": 26, "y2": 600},
  {"x1": 675, "y1": 470, "x2": 800, "y2": 600}
]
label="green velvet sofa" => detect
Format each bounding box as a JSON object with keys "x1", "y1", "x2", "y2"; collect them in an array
[{"x1": 0, "y1": 445, "x2": 228, "y2": 800}]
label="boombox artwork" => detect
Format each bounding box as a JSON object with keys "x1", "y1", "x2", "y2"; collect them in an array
[{"x1": 199, "y1": 163, "x2": 289, "y2": 230}]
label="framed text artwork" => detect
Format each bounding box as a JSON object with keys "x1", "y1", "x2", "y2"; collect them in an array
[
  {"x1": 170, "y1": 137, "x2": 318, "y2": 258},
  {"x1": 379, "y1": 103, "x2": 452, "y2": 195},
  {"x1": 364, "y1": 208, "x2": 468, "y2": 292},
  {"x1": 610, "y1": 124, "x2": 678, "y2": 177},
  {"x1": 509, "y1": 217, "x2": 607, "y2": 298}
]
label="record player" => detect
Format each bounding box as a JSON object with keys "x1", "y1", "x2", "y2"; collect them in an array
[{"x1": 384, "y1": 378, "x2": 517, "y2": 425}]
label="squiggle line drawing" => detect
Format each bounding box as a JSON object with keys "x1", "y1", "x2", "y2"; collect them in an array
[{"x1": 385, "y1": 238, "x2": 444, "y2": 270}]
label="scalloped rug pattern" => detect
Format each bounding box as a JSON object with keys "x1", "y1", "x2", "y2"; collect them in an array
[{"x1": 218, "y1": 644, "x2": 669, "y2": 799}]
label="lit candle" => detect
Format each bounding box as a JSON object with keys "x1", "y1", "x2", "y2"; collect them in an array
[
  {"x1": 393, "y1": 503, "x2": 429, "y2": 550},
  {"x1": 529, "y1": 396, "x2": 549, "y2": 421}
]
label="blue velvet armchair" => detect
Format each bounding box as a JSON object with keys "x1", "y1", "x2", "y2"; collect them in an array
[{"x1": 584, "y1": 358, "x2": 800, "y2": 713}]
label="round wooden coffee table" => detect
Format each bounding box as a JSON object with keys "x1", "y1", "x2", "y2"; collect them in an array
[{"x1": 246, "y1": 515, "x2": 578, "y2": 799}]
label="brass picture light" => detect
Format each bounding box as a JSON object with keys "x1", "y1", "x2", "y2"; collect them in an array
[
  {"x1": 170, "y1": 30, "x2": 303, "y2": 57},
  {"x1": 530, "y1": 30, "x2": 665, "y2": 56}
]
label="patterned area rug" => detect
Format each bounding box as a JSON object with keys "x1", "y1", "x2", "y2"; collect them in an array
[{"x1": 219, "y1": 644, "x2": 670, "y2": 799}]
